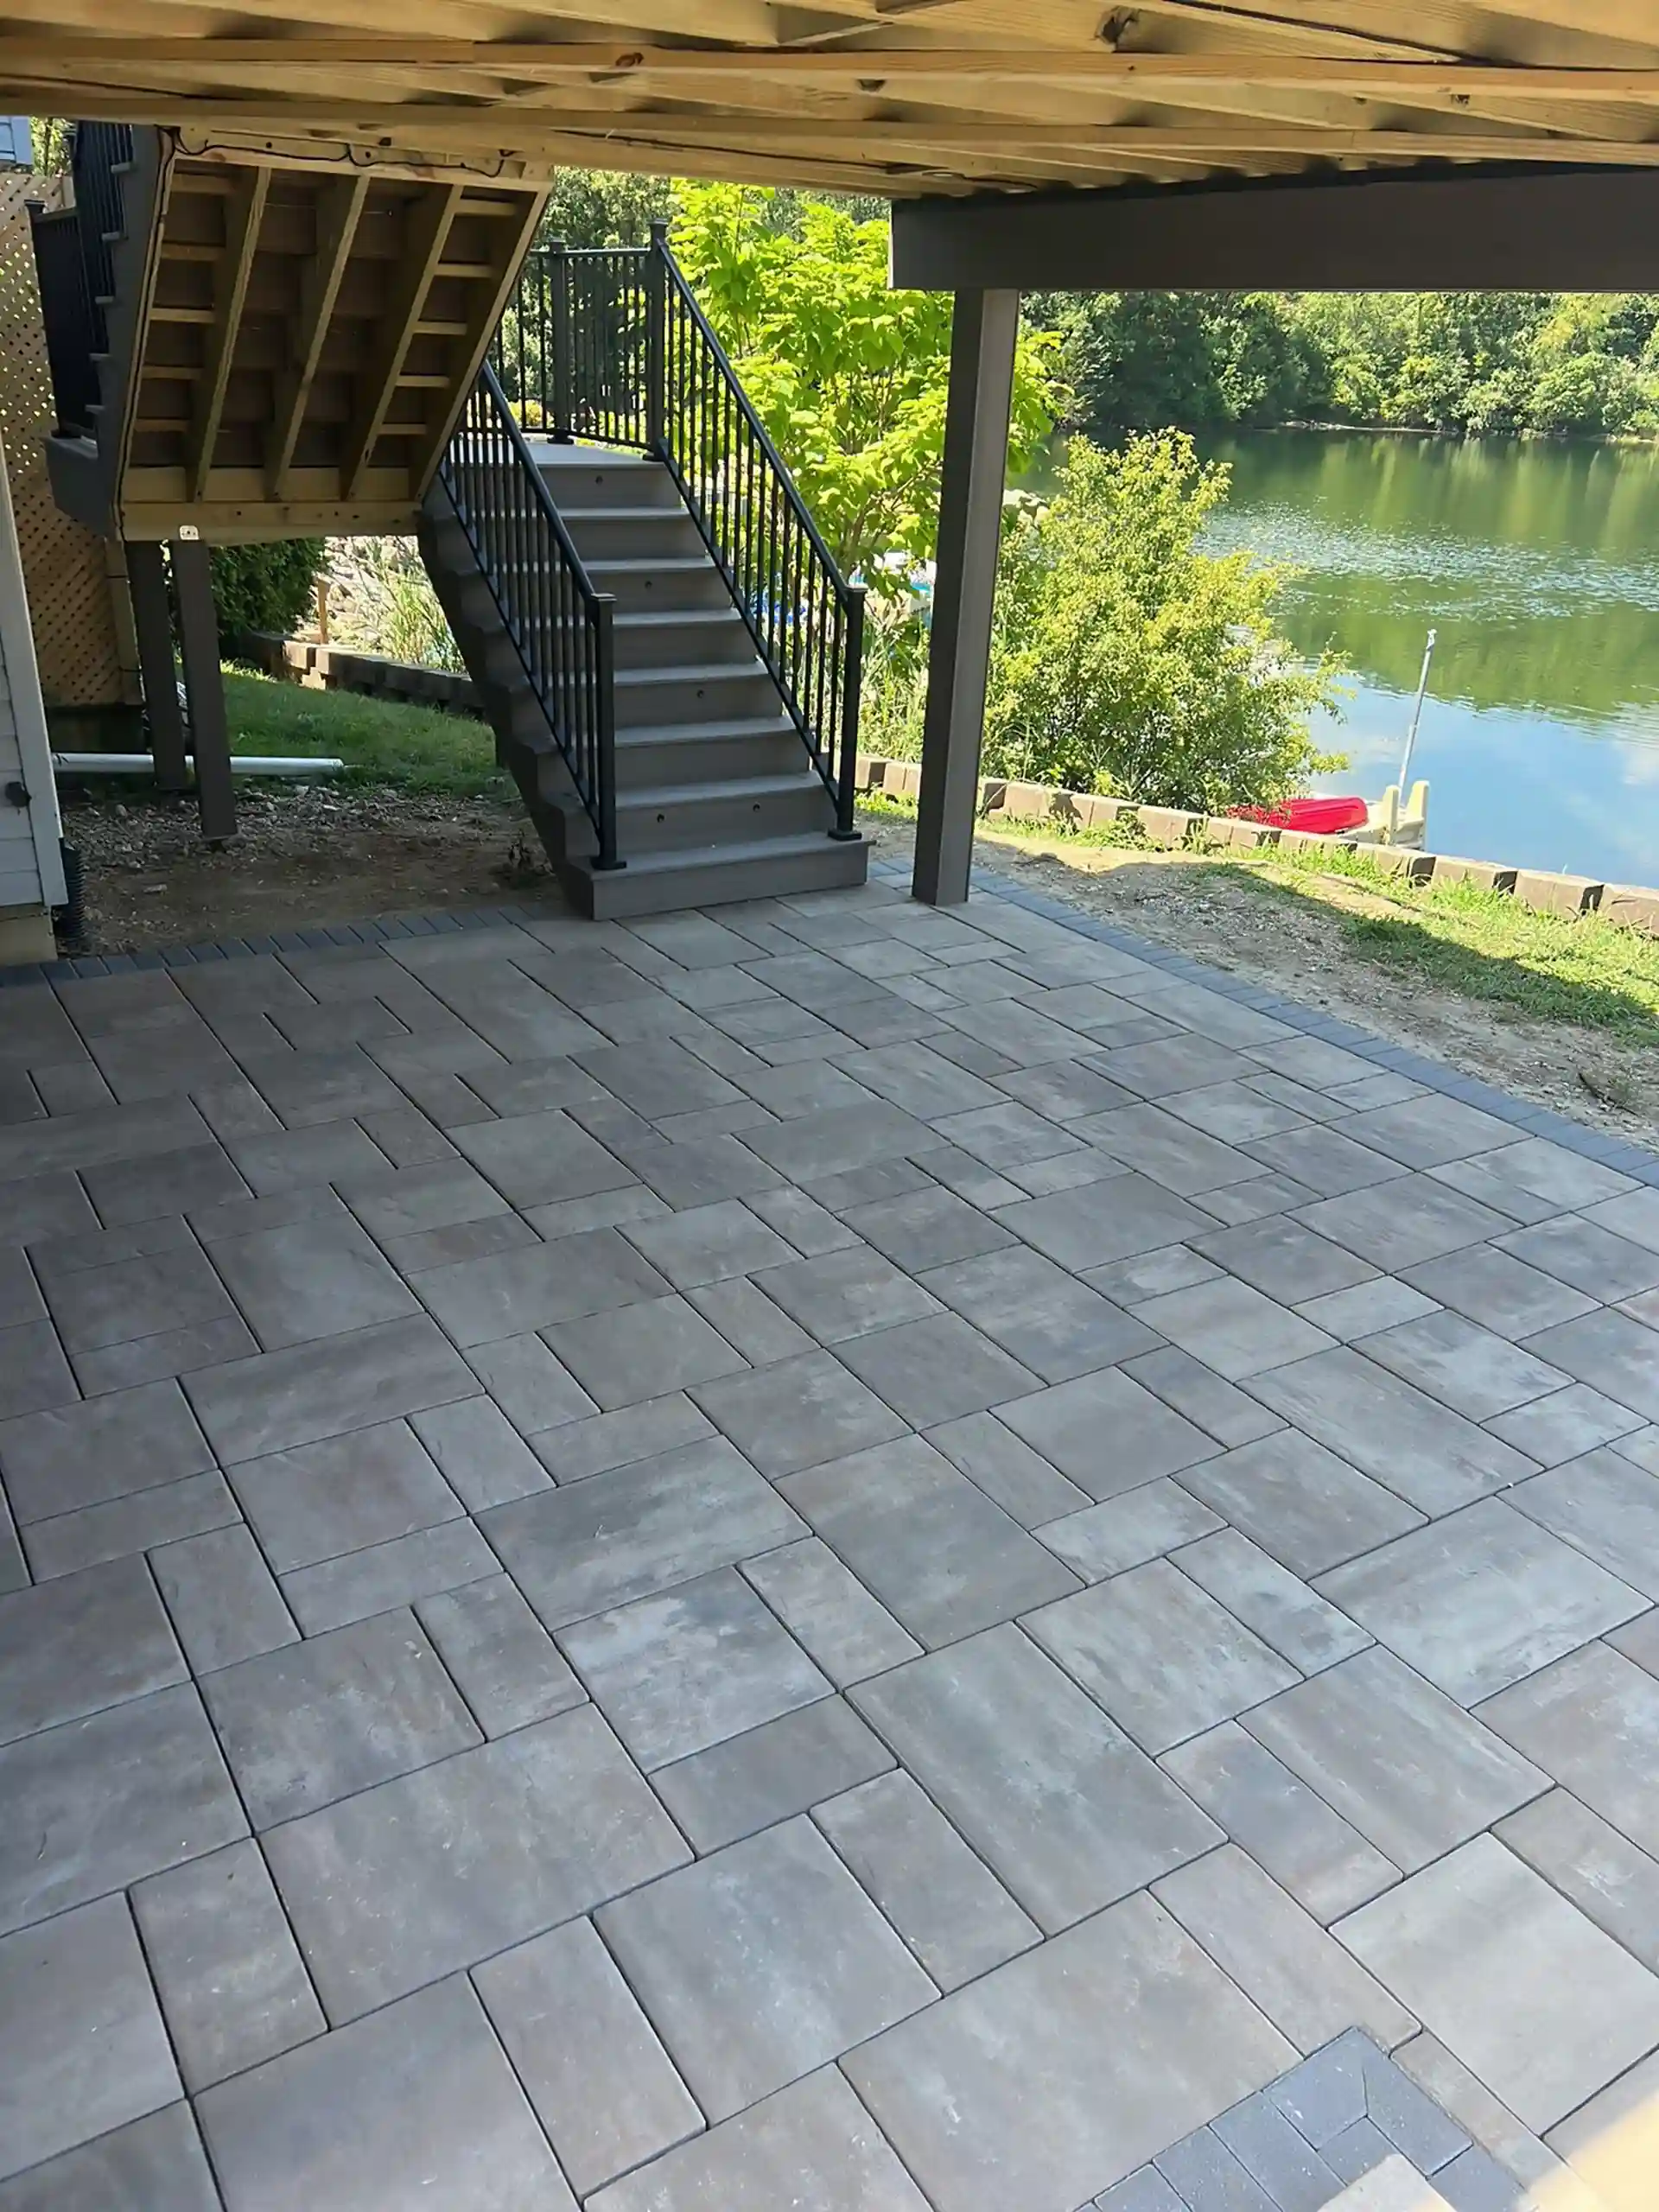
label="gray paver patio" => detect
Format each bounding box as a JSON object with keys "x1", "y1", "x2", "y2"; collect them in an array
[{"x1": 2, "y1": 868, "x2": 1656, "y2": 2209}]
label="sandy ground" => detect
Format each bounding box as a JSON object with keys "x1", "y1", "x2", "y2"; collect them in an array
[
  {"x1": 863, "y1": 811, "x2": 1659, "y2": 1154},
  {"x1": 55, "y1": 784, "x2": 1658, "y2": 1154}
]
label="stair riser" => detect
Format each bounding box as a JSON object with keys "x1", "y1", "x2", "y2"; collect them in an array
[
  {"x1": 561, "y1": 513, "x2": 706, "y2": 563},
  {"x1": 615, "y1": 671, "x2": 781, "y2": 728},
  {"x1": 606, "y1": 783, "x2": 835, "y2": 854},
  {"x1": 616, "y1": 731, "x2": 806, "y2": 785},
  {"x1": 588, "y1": 567, "x2": 732, "y2": 614},
  {"x1": 582, "y1": 837, "x2": 868, "y2": 919},
  {"x1": 537, "y1": 458, "x2": 681, "y2": 512},
  {"x1": 615, "y1": 620, "x2": 756, "y2": 672}
]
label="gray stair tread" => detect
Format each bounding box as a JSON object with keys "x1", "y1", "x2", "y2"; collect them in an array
[
  {"x1": 616, "y1": 717, "x2": 796, "y2": 744},
  {"x1": 619, "y1": 770, "x2": 824, "y2": 807},
  {"x1": 614, "y1": 661, "x2": 770, "y2": 686},
  {"x1": 552, "y1": 505, "x2": 696, "y2": 523},
  {"x1": 587, "y1": 557, "x2": 714, "y2": 575},
  {"x1": 614, "y1": 609, "x2": 744, "y2": 631}
]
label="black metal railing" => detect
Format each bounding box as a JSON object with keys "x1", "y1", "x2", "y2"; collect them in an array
[
  {"x1": 29, "y1": 205, "x2": 99, "y2": 435},
  {"x1": 440, "y1": 364, "x2": 620, "y2": 871},
  {"x1": 29, "y1": 120, "x2": 134, "y2": 439},
  {"x1": 494, "y1": 225, "x2": 864, "y2": 836},
  {"x1": 71, "y1": 122, "x2": 132, "y2": 359}
]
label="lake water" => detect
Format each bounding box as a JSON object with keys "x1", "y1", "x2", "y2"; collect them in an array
[{"x1": 1194, "y1": 430, "x2": 1659, "y2": 887}]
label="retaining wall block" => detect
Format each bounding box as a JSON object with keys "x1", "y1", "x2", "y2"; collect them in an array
[
  {"x1": 1210, "y1": 817, "x2": 1281, "y2": 851},
  {"x1": 1365, "y1": 847, "x2": 1437, "y2": 883},
  {"x1": 1075, "y1": 794, "x2": 1133, "y2": 830},
  {"x1": 1599, "y1": 885, "x2": 1659, "y2": 935},
  {"x1": 1277, "y1": 826, "x2": 1358, "y2": 856},
  {"x1": 1513, "y1": 870, "x2": 1604, "y2": 917},
  {"x1": 885, "y1": 761, "x2": 923, "y2": 801},
  {"x1": 1136, "y1": 805, "x2": 1203, "y2": 846},
  {"x1": 1423, "y1": 855, "x2": 1519, "y2": 893}
]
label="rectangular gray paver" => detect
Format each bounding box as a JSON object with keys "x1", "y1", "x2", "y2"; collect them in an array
[
  {"x1": 1294, "y1": 1177, "x2": 1504, "y2": 1266},
  {"x1": 845, "y1": 1892, "x2": 1295, "y2": 2212},
  {"x1": 484, "y1": 1435, "x2": 803, "y2": 1628},
  {"x1": 1037, "y1": 1482, "x2": 1224, "y2": 1582},
  {"x1": 0, "y1": 1896, "x2": 180, "y2": 2184},
  {"x1": 690, "y1": 1350, "x2": 908, "y2": 1478},
  {"x1": 185, "y1": 1315, "x2": 481, "y2": 1461},
  {"x1": 996, "y1": 1174, "x2": 1215, "y2": 1270},
  {"x1": 996, "y1": 1368, "x2": 1220, "y2": 1500},
  {"x1": 557, "y1": 1567, "x2": 830, "y2": 1770},
  {"x1": 585, "y1": 2069, "x2": 931, "y2": 2212},
  {"x1": 544, "y1": 1293, "x2": 749, "y2": 1409},
  {"x1": 130, "y1": 1838, "x2": 325, "y2": 2091},
  {"x1": 813, "y1": 1768, "x2": 1040, "y2": 1991},
  {"x1": 474, "y1": 1916, "x2": 703, "y2": 2196},
  {"x1": 1178, "y1": 1433, "x2": 1424, "y2": 1580},
  {"x1": 196, "y1": 1974, "x2": 575, "y2": 2212},
  {"x1": 0, "y1": 2101, "x2": 219, "y2": 2212},
  {"x1": 449, "y1": 1107, "x2": 635, "y2": 1209},
  {"x1": 1248, "y1": 1348, "x2": 1536, "y2": 1516},
  {"x1": 780, "y1": 1434, "x2": 1079, "y2": 1648},
  {"x1": 738, "y1": 1536, "x2": 920, "y2": 1685},
  {"x1": 1336, "y1": 1834, "x2": 1659, "y2": 2133},
  {"x1": 1173, "y1": 1528, "x2": 1372, "y2": 1674},
  {"x1": 200, "y1": 1609, "x2": 481, "y2": 1827},
  {"x1": 0, "y1": 1377, "x2": 213, "y2": 1524},
  {"x1": 918, "y1": 1243, "x2": 1160, "y2": 1382},
  {"x1": 0, "y1": 1555, "x2": 183, "y2": 1744},
  {"x1": 596, "y1": 1816, "x2": 936, "y2": 2123},
  {"x1": 264, "y1": 1705, "x2": 689, "y2": 2021},
  {"x1": 416, "y1": 1227, "x2": 672, "y2": 1347},
  {"x1": 23, "y1": 1468, "x2": 239, "y2": 1582},
  {"x1": 464, "y1": 1331, "x2": 597, "y2": 1435},
  {"x1": 42, "y1": 1241, "x2": 235, "y2": 1355},
  {"x1": 653, "y1": 1695, "x2": 894, "y2": 1853},
  {"x1": 1486, "y1": 1384, "x2": 1646, "y2": 1468},
  {"x1": 1478, "y1": 1642, "x2": 1659, "y2": 1856},
  {"x1": 1161, "y1": 1723, "x2": 1400, "y2": 1924},
  {"x1": 925, "y1": 1409, "x2": 1092, "y2": 1525},
  {"x1": 531, "y1": 1391, "x2": 716, "y2": 1481},
  {"x1": 227, "y1": 1419, "x2": 463, "y2": 1572},
  {"x1": 1497, "y1": 1217, "x2": 1659, "y2": 1303},
  {"x1": 1316, "y1": 1498, "x2": 1646, "y2": 1703},
  {"x1": 1521, "y1": 1307, "x2": 1659, "y2": 1421},
  {"x1": 0, "y1": 1681, "x2": 246, "y2": 1934},
  {"x1": 851, "y1": 1625, "x2": 1220, "y2": 1931},
  {"x1": 414, "y1": 1573, "x2": 585, "y2": 1735},
  {"x1": 1244, "y1": 1649, "x2": 1547, "y2": 1874},
  {"x1": 1135, "y1": 1277, "x2": 1336, "y2": 1381},
  {"x1": 1026, "y1": 1560, "x2": 1299, "y2": 1755},
  {"x1": 1154, "y1": 1844, "x2": 1417, "y2": 2055},
  {"x1": 1400, "y1": 1245, "x2": 1596, "y2": 1341},
  {"x1": 276, "y1": 1517, "x2": 499, "y2": 1635},
  {"x1": 1358, "y1": 1311, "x2": 1567, "y2": 1421},
  {"x1": 210, "y1": 1214, "x2": 419, "y2": 1351},
  {"x1": 406, "y1": 1393, "x2": 551, "y2": 1510},
  {"x1": 1497, "y1": 1787, "x2": 1659, "y2": 1973}
]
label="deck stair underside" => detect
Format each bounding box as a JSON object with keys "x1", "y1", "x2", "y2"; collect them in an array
[{"x1": 421, "y1": 444, "x2": 868, "y2": 918}]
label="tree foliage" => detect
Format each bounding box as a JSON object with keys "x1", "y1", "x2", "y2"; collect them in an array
[
  {"x1": 869, "y1": 435, "x2": 1344, "y2": 811},
  {"x1": 1044, "y1": 290, "x2": 1659, "y2": 441},
  {"x1": 209, "y1": 540, "x2": 327, "y2": 641},
  {"x1": 670, "y1": 182, "x2": 1062, "y2": 579}
]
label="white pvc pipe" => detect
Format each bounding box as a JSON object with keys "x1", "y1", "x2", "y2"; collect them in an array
[{"x1": 53, "y1": 753, "x2": 345, "y2": 778}]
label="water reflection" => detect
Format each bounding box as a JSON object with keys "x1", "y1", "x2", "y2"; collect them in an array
[{"x1": 1192, "y1": 431, "x2": 1659, "y2": 883}]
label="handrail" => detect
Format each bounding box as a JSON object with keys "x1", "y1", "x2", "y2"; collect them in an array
[
  {"x1": 439, "y1": 361, "x2": 620, "y2": 871},
  {"x1": 29, "y1": 205, "x2": 99, "y2": 436},
  {"x1": 495, "y1": 228, "x2": 865, "y2": 838},
  {"x1": 70, "y1": 122, "x2": 133, "y2": 359}
]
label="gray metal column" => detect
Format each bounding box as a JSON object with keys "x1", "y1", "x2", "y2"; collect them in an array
[
  {"x1": 912, "y1": 287, "x2": 1019, "y2": 907},
  {"x1": 171, "y1": 536, "x2": 237, "y2": 843},
  {"x1": 126, "y1": 541, "x2": 188, "y2": 791}
]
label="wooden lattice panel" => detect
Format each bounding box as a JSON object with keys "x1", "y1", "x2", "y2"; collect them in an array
[{"x1": 0, "y1": 169, "x2": 130, "y2": 709}]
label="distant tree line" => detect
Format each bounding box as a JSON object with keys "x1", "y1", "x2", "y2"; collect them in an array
[{"x1": 1034, "y1": 291, "x2": 1659, "y2": 441}]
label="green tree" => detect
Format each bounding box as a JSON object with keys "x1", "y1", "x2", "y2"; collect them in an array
[
  {"x1": 210, "y1": 541, "x2": 326, "y2": 641},
  {"x1": 671, "y1": 182, "x2": 1062, "y2": 579},
  {"x1": 979, "y1": 434, "x2": 1344, "y2": 809}
]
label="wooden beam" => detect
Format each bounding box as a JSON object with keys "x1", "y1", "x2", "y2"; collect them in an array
[
  {"x1": 13, "y1": 36, "x2": 1659, "y2": 96},
  {"x1": 408, "y1": 186, "x2": 546, "y2": 497},
  {"x1": 268, "y1": 172, "x2": 371, "y2": 496},
  {"x1": 340, "y1": 183, "x2": 463, "y2": 500},
  {"x1": 189, "y1": 165, "x2": 270, "y2": 502},
  {"x1": 892, "y1": 159, "x2": 1659, "y2": 290}
]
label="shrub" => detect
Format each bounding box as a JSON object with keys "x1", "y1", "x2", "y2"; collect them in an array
[
  {"x1": 321, "y1": 538, "x2": 464, "y2": 673},
  {"x1": 209, "y1": 540, "x2": 327, "y2": 641},
  {"x1": 867, "y1": 433, "x2": 1346, "y2": 815}
]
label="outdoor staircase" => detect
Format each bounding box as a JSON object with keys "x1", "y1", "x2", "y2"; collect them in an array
[
  {"x1": 416, "y1": 229, "x2": 869, "y2": 918},
  {"x1": 423, "y1": 444, "x2": 866, "y2": 917}
]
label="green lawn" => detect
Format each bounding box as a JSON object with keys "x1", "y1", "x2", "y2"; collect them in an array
[
  {"x1": 223, "y1": 667, "x2": 501, "y2": 797},
  {"x1": 860, "y1": 789, "x2": 1659, "y2": 1047}
]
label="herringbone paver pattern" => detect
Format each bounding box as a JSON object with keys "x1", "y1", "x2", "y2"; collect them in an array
[{"x1": 0, "y1": 863, "x2": 1653, "y2": 2209}]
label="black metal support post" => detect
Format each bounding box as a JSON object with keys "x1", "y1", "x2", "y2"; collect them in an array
[
  {"x1": 912, "y1": 288, "x2": 1019, "y2": 907},
  {"x1": 645, "y1": 219, "x2": 668, "y2": 456},
  {"x1": 832, "y1": 586, "x2": 866, "y2": 840},
  {"x1": 170, "y1": 535, "x2": 237, "y2": 843},
  {"x1": 548, "y1": 238, "x2": 573, "y2": 441},
  {"x1": 593, "y1": 601, "x2": 621, "y2": 871},
  {"x1": 126, "y1": 539, "x2": 188, "y2": 792}
]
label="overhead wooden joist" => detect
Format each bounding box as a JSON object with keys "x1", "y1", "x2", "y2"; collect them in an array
[{"x1": 10, "y1": 1, "x2": 1659, "y2": 200}]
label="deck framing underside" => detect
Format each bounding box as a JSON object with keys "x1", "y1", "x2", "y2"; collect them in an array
[{"x1": 9, "y1": 4, "x2": 1659, "y2": 203}]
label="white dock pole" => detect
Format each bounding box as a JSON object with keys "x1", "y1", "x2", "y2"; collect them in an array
[{"x1": 1399, "y1": 628, "x2": 1438, "y2": 791}]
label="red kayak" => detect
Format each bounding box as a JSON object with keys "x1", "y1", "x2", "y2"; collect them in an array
[{"x1": 1229, "y1": 796, "x2": 1370, "y2": 836}]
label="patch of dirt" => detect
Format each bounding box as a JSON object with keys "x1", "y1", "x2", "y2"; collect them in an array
[
  {"x1": 862, "y1": 812, "x2": 1659, "y2": 1156},
  {"x1": 60, "y1": 784, "x2": 559, "y2": 953}
]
